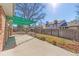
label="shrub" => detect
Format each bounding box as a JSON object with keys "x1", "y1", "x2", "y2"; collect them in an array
[
  {"x1": 36, "y1": 36, "x2": 40, "y2": 39},
  {"x1": 52, "y1": 40, "x2": 57, "y2": 45},
  {"x1": 39, "y1": 36, "x2": 46, "y2": 41},
  {"x1": 34, "y1": 35, "x2": 37, "y2": 37},
  {"x1": 60, "y1": 39, "x2": 66, "y2": 45}
]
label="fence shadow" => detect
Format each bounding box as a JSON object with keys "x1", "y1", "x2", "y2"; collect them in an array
[
  {"x1": 17, "y1": 37, "x2": 34, "y2": 46},
  {"x1": 4, "y1": 36, "x2": 16, "y2": 50}
]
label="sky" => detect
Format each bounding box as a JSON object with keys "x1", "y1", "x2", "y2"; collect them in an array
[
  {"x1": 15, "y1": 3, "x2": 79, "y2": 24},
  {"x1": 43, "y1": 3, "x2": 78, "y2": 23}
]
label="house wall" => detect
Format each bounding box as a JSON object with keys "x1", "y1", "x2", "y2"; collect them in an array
[
  {"x1": 0, "y1": 15, "x2": 5, "y2": 51},
  {"x1": 68, "y1": 26, "x2": 79, "y2": 30},
  {"x1": 0, "y1": 3, "x2": 13, "y2": 16},
  {"x1": 0, "y1": 6, "x2": 9, "y2": 51}
]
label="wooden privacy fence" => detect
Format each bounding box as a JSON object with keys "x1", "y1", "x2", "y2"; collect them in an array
[
  {"x1": 31, "y1": 28, "x2": 79, "y2": 42},
  {"x1": 59, "y1": 29, "x2": 79, "y2": 41}
]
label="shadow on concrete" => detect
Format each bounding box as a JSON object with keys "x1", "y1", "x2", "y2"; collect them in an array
[
  {"x1": 4, "y1": 36, "x2": 16, "y2": 50},
  {"x1": 17, "y1": 37, "x2": 34, "y2": 46}
]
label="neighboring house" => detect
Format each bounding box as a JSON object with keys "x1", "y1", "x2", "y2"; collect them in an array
[
  {"x1": 46, "y1": 19, "x2": 79, "y2": 30},
  {"x1": 67, "y1": 19, "x2": 79, "y2": 30},
  {"x1": 45, "y1": 20, "x2": 68, "y2": 29},
  {"x1": 41, "y1": 19, "x2": 79, "y2": 30}
]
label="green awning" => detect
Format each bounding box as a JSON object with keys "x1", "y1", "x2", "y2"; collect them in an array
[{"x1": 6, "y1": 16, "x2": 36, "y2": 25}]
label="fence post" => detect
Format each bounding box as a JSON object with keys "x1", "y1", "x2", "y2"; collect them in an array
[
  {"x1": 58, "y1": 29, "x2": 59, "y2": 37},
  {"x1": 40, "y1": 28, "x2": 42, "y2": 34},
  {"x1": 51, "y1": 29, "x2": 52, "y2": 35}
]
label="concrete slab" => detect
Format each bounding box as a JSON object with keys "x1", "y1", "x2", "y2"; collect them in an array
[{"x1": 0, "y1": 34, "x2": 78, "y2": 56}]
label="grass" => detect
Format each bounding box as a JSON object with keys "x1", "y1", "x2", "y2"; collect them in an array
[{"x1": 36, "y1": 34, "x2": 75, "y2": 44}]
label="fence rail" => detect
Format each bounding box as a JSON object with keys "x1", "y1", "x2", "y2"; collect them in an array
[{"x1": 31, "y1": 28, "x2": 79, "y2": 42}]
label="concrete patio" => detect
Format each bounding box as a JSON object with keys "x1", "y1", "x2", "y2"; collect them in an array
[{"x1": 0, "y1": 34, "x2": 78, "y2": 56}]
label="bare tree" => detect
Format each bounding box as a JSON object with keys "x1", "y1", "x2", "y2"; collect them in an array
[
  {"x1": 15, "y1": 3, "x2": 46, "y2": 32},
  {"x1": 15, "y1": 3, "x2": 46, "y2": 22}
]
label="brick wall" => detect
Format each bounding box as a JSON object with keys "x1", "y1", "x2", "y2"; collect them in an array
[{"x1": 0, "y1": 6, "x2": 8, "y2": 51}]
